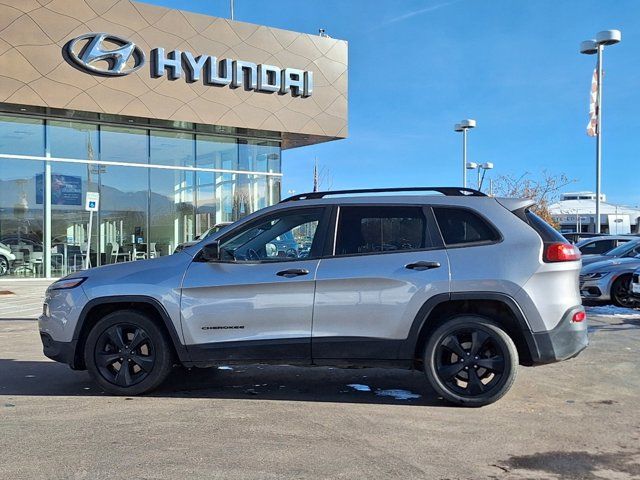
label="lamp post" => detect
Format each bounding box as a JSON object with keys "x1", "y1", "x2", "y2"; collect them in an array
[
  {"x1": 580, "y1": 29, "x2": 621, "y2": 233},
  {"x1": 466, "y1": 161, "x2": 494, "y2": 192},
  {"x1": 455, "y1": 119, "x2": 476, "y2": 188}
]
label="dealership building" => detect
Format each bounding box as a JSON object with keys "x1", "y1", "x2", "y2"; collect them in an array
[{"x1": 0, "y1": 0, "x2": 348, "y2": 278}]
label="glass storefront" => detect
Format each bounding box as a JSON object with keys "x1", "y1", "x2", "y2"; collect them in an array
[{"x1": 0, "y1": 114, "x2": 281, "y2": 278}]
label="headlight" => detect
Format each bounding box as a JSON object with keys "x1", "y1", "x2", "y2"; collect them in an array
[
  {"x1": 49, "y1": 277, "x2": 87, "y2": 290},
  {"x1": 583, "y1": 272, "x2": 610, "y2": 280}
]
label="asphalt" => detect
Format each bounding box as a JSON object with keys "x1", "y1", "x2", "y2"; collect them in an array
[{"x1": 0, "y1": 287, "x2": 639, "y2": 479}]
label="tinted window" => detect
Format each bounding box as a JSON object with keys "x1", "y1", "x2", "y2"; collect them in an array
[
  {"x1": 523, "y1": 210, "x2": 566, "y2": 243},
  {"x1": 579, "y1": 240, "x2": 616, "y2": 255},
  {"x1": 434, "y1": 207, "x2": 500, "y2": 245},
  {"x1": 220, "y1": 208, "x2": 323, "y2": 262},
  {"x1": 335, "y1": 206, "x2": 427, "y2": 256}
]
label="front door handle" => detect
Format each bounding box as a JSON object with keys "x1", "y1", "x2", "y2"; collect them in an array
[
  {"x1": 276, "y1": 268, "x2": 309, "y2": 278},
  {"x1": 405, "y1": 261, "x2": 441, "y2": 271}
]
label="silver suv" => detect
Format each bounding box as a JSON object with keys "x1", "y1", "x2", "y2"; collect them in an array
[{"x1": 39, "y1": 187, "x2": 588, "y2": 407}]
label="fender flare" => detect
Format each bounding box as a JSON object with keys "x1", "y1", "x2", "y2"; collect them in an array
[
  {"x1": 399, "y1": 291, "x2": 537, "y2": 360},
  {"x1": 73, "y1": 295, "x2": 192, "y2": 366}
]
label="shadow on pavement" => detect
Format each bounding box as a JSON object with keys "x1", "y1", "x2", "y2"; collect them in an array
[{"x1": 0, "y1": 358, "x2": 447, "y2": 407}]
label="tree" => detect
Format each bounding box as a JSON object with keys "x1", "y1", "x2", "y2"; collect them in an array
[{"x1": 491, "y1": 171, "x2": 574, "y2": 226}]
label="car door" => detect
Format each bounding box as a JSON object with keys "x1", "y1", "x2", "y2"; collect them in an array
[
  {"x1": 181, "y1": 206, "x2": 330, "y2": 363},
  {"x1": 312, "y1": 204, "x2": 450, "y2": 362}
]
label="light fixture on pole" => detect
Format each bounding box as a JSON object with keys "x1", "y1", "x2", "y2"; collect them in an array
[
  {"x1": 455, "y1": 119, "x2": 476, "y2": 188},
  {"x1": 479, "y1": 162, "x2": 493, "y2": 191},
  {"x1": 580, "y1": 29, "x2": 621, "y2": 233}
]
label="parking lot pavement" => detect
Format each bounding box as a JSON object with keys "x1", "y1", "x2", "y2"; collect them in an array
[
  {"x1": 0, "y1": 280, "x2": 50, "y2": 319},
  {"x1": 1, "y1": 305, "x2": 639, "y2": 479}
]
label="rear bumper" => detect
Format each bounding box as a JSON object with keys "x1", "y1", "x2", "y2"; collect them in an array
[
  {"x1": 40, "y1": 332, "x2": 78, "y2": 368},
  {"x1": 528, "y1": 305, "x2": 589, "y2": 365}
]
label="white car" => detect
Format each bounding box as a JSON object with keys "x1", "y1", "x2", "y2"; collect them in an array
[{"x1": 0, "y1": 242, "x2": 16, "y2": 276}]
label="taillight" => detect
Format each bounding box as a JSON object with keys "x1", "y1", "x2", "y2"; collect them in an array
[
  {"x1": 572, "y1": 311, "x2": 586, "y2": 323},
  {"x1": 544, "y1": 242, "x2": 581, "y2": 262}
]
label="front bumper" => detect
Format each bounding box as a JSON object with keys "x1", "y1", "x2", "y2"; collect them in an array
[
  {"x1": 579, "y1": 275, "x2": 613, "y2": 301},
  {"x1": 40, "y1": 332, "x2": 78, "y2": 368},
  {"x1": 528, "y1": 305, "x2": 589, "y2": 365}
]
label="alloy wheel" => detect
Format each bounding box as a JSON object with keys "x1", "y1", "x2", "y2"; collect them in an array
[
  {"x1": 612, "y1": 278, "x2": 635, "y2": 308},
  {"x1": 95, "y1": 323, "x2": 155, "y2": 387},
  {"x1": 434, "y1": 327, "x2": 506, "y2": 397}
]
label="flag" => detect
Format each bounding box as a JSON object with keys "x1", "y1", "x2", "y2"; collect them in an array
[{"x1": 587, "y1": 68, "x2": 598, "y2": 137}]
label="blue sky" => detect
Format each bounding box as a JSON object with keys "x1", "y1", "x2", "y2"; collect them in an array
[{"x1": 147, "y1": 0, "x2": 640, "y2": 205}]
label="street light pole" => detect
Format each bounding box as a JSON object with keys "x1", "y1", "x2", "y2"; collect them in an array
[
  {"x1": 580, "y1": 29, "x2": 621, "y2": 233},
  {"x1": 455, "y1": 119, "x2": 476, "y2": 188}
]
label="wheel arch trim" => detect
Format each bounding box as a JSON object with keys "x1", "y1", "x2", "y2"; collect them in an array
[
  {"x1": 72, "y1": 295, "x2": 192, "y2": 366},
  {"x1": 400, "y1": 291, "x2": 537, "y2": 360}
]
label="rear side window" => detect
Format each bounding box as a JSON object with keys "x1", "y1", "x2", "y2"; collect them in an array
[
  {"x1": 335, "y1": 206, "x2": 428, "y2": 255},
  {"x1": 433, "y1": 207, "x2": 500, "y2": 246},
  {"x1": 522, "y1": 210, "x2": 566, "y2": 243}
]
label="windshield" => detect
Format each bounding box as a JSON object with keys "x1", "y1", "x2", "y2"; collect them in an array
[{"x1": 606, "y1": 240, "x2": 640, "y2": 257}]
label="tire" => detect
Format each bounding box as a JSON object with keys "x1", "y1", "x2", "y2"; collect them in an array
[
  {"x1": 0, "y1": 256, "x2": 8, "y2": 276},
  {"x1": 611, "y1": 275, "x2": 635, "y2": 308},
  {"x1": 84, "y1": 310, "x2": 174, "y2": 395},
  {"x1": 423, "y1": 315, "x2": 518, "y2": 407}
]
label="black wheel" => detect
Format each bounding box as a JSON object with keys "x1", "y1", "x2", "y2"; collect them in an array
[
  {"x1": 424, "y1": 316, "x2": 518, "y2": 407},
  {"x1": 84, "y1": 310, "x2": 174, "y2": 395},
  {"x1": 611, "y1": 275, "x2": 635, "y2": 308},
  {"x1": 0, "y1": 256, "x2": 8, "y2": 276}
]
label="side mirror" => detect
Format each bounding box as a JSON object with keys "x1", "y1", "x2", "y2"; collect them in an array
[{"x1": 200, "y1": 241, "x2": 220, "y2": 262}]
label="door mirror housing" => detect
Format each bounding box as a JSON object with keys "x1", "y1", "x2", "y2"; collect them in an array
[{"x1": 200, "y1": 241, "x2": 220, "y2": 262}]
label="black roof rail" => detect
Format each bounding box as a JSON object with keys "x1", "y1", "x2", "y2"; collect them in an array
[{"x1": 280, "y1": 187, "x2": 486, "y2": 203}]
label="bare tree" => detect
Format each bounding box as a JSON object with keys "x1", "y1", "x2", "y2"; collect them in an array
[
  {"x1": 492, "y1": 171, "x2": 574, "y2": 226},
  {"x1": 312, "y1": 159, "x2": 333, "y2": 191}
]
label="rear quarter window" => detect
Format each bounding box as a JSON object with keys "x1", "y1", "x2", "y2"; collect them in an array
[{"x1": 433, "y1": 207, "x2": 501, "y2": 246}]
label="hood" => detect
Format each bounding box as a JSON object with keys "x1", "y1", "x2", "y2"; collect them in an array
[
  {"x1": 65, "y1": 251, "x2": 193, "y2": 292},
  {"x1": 581, "y1": 254, "x2": 614, "y2": 266},
  {"x1": 581, "y1": 256, "x2": 640, "y2": 275}
]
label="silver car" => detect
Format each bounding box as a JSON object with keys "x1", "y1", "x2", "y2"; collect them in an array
[
  {"x1": 580, "y1": 256, "x2": 640, "y2": 307},
  {"x1": 39, "y1": 187, "x2": 587, "y2": 407}
]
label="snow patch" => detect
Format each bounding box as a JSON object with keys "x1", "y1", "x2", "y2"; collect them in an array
[
  {"x1": 217, "y1": 366, "x2": 233, "y2": 371},
  {"x1": 347, "y1": 384, "x2": 371, "y2": 392},
  {"x1": 375, "y1": 389, "x2": 421, "y2": 400}
]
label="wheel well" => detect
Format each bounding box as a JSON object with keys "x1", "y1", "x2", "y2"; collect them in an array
[
  {"x1": 73, "y1": 301, "x2": 178, "y2": 370},
  {"x1": 413, "y1": 299, "x2": 532, "y2": 367}
]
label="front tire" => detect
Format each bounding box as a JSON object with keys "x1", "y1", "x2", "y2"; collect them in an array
[
  {"x1": 423, "y1": 316, "x2": 518, "y2": 407},
  {"x1": 611, "y1": 275, "x2": 635, "y2": 308},
  {"x1": 0, "y1": 256, "x2": 9, "y2": 276},
  {"x1": 84, "y1": 310, "x2": 174, "y2": 395}
]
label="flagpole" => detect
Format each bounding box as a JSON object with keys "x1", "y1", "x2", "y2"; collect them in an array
[{"x1": 595, "y1": 44, "x2": 603, "y2": 234}]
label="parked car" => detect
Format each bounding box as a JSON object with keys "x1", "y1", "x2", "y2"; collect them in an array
[
  {"x1": 580, "y1": 257, "x2": 640, "y2": 307},
  {"x1": 629, "y1": 267, "x2": 640, "y2": 301},
  {"x1": 575, "y1": 235, "x2": 634, "y2": 256},
  {"x1": 0, "y1": 242, "x2": 16, "y2": 276},
  {"x1": 39, "y1": 187, "x2": 588, "y2": 407},
  {"x1": 173, "y1": 222, "x2": 233, "y2": 253},
  {"x1": 582, "y1": 238, "x2": 640, "y2": 267}
]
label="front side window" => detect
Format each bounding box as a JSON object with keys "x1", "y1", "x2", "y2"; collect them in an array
[
  {"x1": 434, "y1": 207, "x2": 500, "y2": 246},
  {"x1": 219, "y1": 208, "x2": 323, "y2": 262},
  {"x1": 335, "y1": 206, "x2": 428, "y2": 256}
]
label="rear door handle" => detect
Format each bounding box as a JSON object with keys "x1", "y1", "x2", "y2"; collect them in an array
[
  {"x1": 405, "y1": 261, "x2": 441, "y2": 271},
  {"x1": 276, "y1": 268, "x2": 309, "y2": 278}
]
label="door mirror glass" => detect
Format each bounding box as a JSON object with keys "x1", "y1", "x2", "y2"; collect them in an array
[{"x1": 200, "y1": 241, "x2": 220, "y2": 262}]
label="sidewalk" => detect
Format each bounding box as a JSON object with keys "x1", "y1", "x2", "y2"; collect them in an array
[{"x1": 0, "y1": 280, "x2": 51, "y2": 319}]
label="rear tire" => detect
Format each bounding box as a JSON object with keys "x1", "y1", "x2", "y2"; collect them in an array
[
  {"x1": 423, "y1": 315, "x2": 518, "y2": 407},
  {"x1": 84, "y1": 310, "x2": 174, "y2": 395}
]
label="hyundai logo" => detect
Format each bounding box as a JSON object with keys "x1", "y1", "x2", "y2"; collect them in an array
[{"x1": 66, "y1": 33, "x2": 145, "y2": 76}]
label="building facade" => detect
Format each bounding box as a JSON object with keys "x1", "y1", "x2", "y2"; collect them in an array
[
  {"x1": 0, "y1": 0, "x2": 348, "y2": 278},
  {"x1": 550, "y1": 192, "x2": 640, "y2": 234}
]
